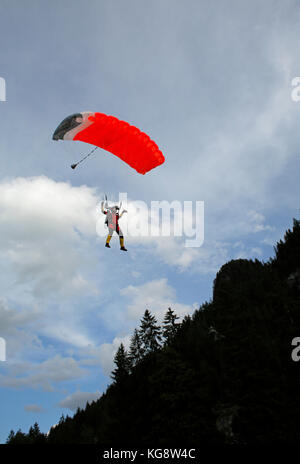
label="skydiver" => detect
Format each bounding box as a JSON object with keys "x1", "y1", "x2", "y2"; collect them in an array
[{"x1": 101, "y1": 201, "x2": 128, "y2": 251}]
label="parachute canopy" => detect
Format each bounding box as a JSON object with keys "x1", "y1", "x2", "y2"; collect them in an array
[{"x1": 52, "y1": 112, "x2": 165, "y2": 174}]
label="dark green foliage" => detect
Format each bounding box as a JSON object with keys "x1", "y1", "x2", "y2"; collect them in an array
[
  {"x1": 6, "y1": 423, "x2": 46, "y2": 444},
  {"x1": 272, "y1": 218, "x2": 300, "y2": 278},
  {"x1": 162, "y1": 307, "x2": 180, "y2": 343},
  {"x1": 139, "y1": 309, "x2": 162, "y2": 354},
  {"x1": 111, "y1": 343, "x2": 131, "y2": 383},
  {"x1": 7, "y1": 219, "x2": 300, "y2": 444},
  {"x1": 129, "y1": 329, "x2": 144, "y2": 367}
]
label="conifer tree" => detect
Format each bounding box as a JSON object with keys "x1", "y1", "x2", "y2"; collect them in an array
[
  {"x1": 8, "y1": 219, "x2": 300, "y2": 445},
  {"x1": 111, "y1": 343, "x2": 131, "y2": 383},
  {"x1": 28, "y1": 422, "x2": 45, "y2": 443},
  {"x1": 10, "y1": 428, "x2": 27, "y2": 444},
  {"x1": 6, "y1": 430, "x2": 15, "y2": 443},
  {"x1": 139, "y1": 309, "x2": 162, "y2": 354},
  {"x1": 129, "y1": 328, "x2": 144, "y2": 366},
  {"x1": 162, "y1": 307, "x2": 180, "y2": 343}
]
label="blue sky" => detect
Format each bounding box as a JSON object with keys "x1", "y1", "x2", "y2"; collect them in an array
[{"x1": 0, "y1": 0, "x2": 300, "y2": 442}]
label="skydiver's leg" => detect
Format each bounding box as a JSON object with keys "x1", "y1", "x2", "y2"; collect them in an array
[
  {"x1": 117, "y1": 228, "x2": 127, "y2": 251},
  {"x1": 105, "y1": 233, "x2": 112, "y2": 248},
  {"x1": 105, "y1": 226, "x2": 114, "y2": 248}
]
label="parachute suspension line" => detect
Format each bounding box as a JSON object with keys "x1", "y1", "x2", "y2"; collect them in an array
[{"x1": 71, "y1": 146, "x2": 99, "y2": 170}]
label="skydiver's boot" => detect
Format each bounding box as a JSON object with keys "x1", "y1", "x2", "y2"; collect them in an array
[
  {"x1": 105, "y1": 234, "x2": 112, "y2": 248},
  {"x1": 120, "y1": 236, "x2": 127, "y2": 251}
]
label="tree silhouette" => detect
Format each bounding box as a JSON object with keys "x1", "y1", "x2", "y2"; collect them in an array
[
  {"x1": 139, "y1": 309, "x2": 162, "y2": 354},
  {"x1": 7, "y1": 219, "x2": 300, "y2": 445},
  {"x1": 162, "y1": 307, "x2": 180, "y2": 343},
  {"x1": 111, "y1": 343, "x2": 131, "y2": 383},
  {"x1": 129, "y1": 329, "x2": 144, "y2": 366}
]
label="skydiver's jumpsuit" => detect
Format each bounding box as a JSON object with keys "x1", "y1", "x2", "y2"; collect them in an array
[{"x1": 103, "y1": 208, "x2": 126, "y2": 249}]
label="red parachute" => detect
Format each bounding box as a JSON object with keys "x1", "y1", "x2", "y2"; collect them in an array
[{"x1": 52, "y1": 112, "x2": 165, "y2": 174}]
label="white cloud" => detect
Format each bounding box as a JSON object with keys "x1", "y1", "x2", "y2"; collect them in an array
[
  {"x1": 79, "y1": 278, "x2": 198, "y2": 377},
  {"x1": 58, "y1": 390, "x2": 101, "y2": 411},
  {"x1": 152, "y1": 237, "x2": 201, "y2": 270},
  {"x1": 251, "y1": 247, "x2": 262, "y2": 256},
  {"x1": 24, "y1": 404, "x2": 45, "y2": 413},
  {"x1": 121, "y1": 278, "x2": 197, "y2": 321},
  {"x1": 0, "y1": 299, "x2": 42, "y2": 360},
  {"x1": 0, "y1": 176, "x2": 99, "y2": 298},
  {"x1": 0, "y1": 355, "x2": 87, "y2": 391},
  {"x1": 247, "y1": 210, "x2": 274, "y2": 234},
  {"x1": 98, "y1": 335, "x2": 131, "y2": 376},
  {"x1": 0, "y1": 175, "x2": 278, "y2": 398},
  {"x1": 0, "y1": 176, "x2": 109, "y2": 371}
]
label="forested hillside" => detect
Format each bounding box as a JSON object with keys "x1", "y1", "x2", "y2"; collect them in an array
[{"x1": 7, "y1": 219, "x2": 300, "y2": 444}]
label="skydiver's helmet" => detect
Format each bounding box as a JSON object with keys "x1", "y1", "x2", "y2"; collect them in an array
[
  {"x1": 112, "y1": 206, "x2": 120, "y2": 214},
  {"x1": 107, "y1": 206, "x2": 119, "y2": 215}
]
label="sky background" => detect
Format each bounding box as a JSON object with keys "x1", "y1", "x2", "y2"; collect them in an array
[{"x1": 0, "y1": 0, "x2": 300, "y2": 442}]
